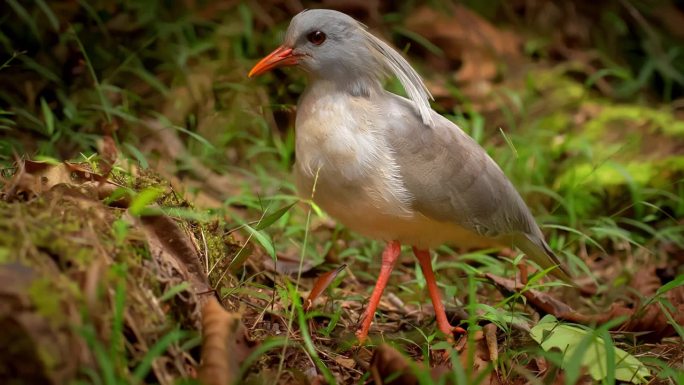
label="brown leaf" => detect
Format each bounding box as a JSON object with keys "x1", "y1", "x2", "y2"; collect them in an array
[
  {"x1": 333, "y1": 356, "x2": 356, "y2": 370},
  {"x1": 611, "y1": 266, "x2": 684, "y2": 340},
  {"x1": 262, "y1": 251, "x2": 318, "y2": 276},
  {"x1": 97, "y1": 134, "x2": 118, "y2": 178},
  {"x1": 534, "y1": 356, "x2": 548, "y2": 376},
  {"x1": 369, "y1": 344, "x2": 418, "y2": 385},
  {"x1": 1, "y1": 159, "x2": 126, "y2": 206},
  {"x1": 483, "y1": 323, "x2": 498, "y2": 365},
  {"x1": 370, "y1": 344, "x2": 461, "y2": 385},
  {"x1": 319, "y1": 0, "x2": 381, "y2": 25},
  {"x1": 198, "y1": 297, "x2": 256, "y2": 385},
  {"x1": 139, "y1": 213, "x2": 211, "y2": 297},
  {"x1": 304, "y1": 264, "x2": 346, "y2": 312},
  {"x1": 652, "y1": 4, "x2": 684, "y2": 40},
  {"x1": 405, "y1": 4, "x2": 520, "y2": 84},
  {"x1": 0, "y1": 263, "x2": 82, "y2": 385},
  {"x1": 486, "y1": 270, "x2": 684, "y2": 340},
  {"x1": 485, "y1": 273, "x2": 598, "y2": 324},
  {"x1": 2, "y1": 160, "x2": 91, "y2": 199},
  {"x1": 459, "y1": 331, "x2": 489, "y2": 382}
]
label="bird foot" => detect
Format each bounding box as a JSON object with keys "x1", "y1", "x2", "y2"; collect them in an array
[
  {"x1": 438, "y1": 324, "x2": 466, "y2": 344},
  {"x1": 355, "y1": 328, "x2": 368, "y2": 345},
  {"x1": 355, "y1": 312, "x2": 374, "y2": 345}
]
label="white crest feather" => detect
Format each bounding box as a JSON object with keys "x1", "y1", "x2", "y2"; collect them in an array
[{"x1": 360, "y1": 28, "x2": 435, "y2": 127}]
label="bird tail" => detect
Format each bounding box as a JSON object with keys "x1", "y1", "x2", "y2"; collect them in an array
[{"x1": 514, "y1": 233, "x2": 573, "y2": 284}]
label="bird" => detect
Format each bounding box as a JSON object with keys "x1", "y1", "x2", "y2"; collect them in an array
[{"x1": 248, "y1": 9, "x2": 571, "y2": 343}]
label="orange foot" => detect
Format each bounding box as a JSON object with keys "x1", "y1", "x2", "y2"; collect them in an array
[{"x1": 438, "y1": 323, "x2": 466, "y2": 345}]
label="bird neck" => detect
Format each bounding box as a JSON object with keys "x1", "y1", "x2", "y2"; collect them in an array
[{"x1": 306, "y1": 73, "x2": 383, "y2": 98}]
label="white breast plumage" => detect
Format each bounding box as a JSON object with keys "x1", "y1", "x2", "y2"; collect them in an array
[{"x1": 294, "y1": 82, "x2": 413, "y2": 221}]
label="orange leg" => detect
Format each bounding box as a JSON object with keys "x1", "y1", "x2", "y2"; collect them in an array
[
  {"x1": 413, "y1": 247, "x2": 466, "y2": 339},
  {"x1": 356, "y1": 240, "x2": 402, "y2": 343}
]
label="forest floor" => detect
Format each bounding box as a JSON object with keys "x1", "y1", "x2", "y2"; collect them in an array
[{"x1": 0, "y1": 1, "x2": 683, "y2": 385}]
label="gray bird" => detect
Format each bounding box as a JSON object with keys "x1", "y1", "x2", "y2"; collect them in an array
[{"x1": 249, "y1": 9, "x2": 571, "y2": 343}]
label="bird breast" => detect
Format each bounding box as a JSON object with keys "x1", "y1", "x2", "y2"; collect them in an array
[
  {"x1": 292, "y1": 83, "x2": 493, "y2": 248},
  {"x1": 294, "y1": 84, "x2": 414, "y2": 224}
]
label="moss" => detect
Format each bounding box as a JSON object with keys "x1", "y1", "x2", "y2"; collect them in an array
[
  {"x1": 511, "y1": 69, "x2": 683, "y2": 220},
  {"x1": 533, "y1": 111, "x2": 573, "y2": 133},
  {"x1": 530, "y1": 68, "x2": 588, "y2": 107},
  {"x1": 555, "y1": 161, "x2": 656, "y2": 190},
  {"x1": 587, "y1": 103, "x2": 684, "y2": 138},
  {"x1": 190, "y1": 220, "x2": 240, "y2": 288},
  {"x1": 547, "y1": 95, "x2": 684, "y2": 191},
  {"x1": 27, "y1": 278, "x2": 65, "y2": 322}
]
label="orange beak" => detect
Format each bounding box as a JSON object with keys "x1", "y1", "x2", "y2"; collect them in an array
[{"x1": 248, "y1": 46, "x2": 299, "y2": 77}]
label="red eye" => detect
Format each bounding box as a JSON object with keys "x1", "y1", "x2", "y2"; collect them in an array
[{"x1": 307, "y1": 31, "x2": 326, "y2": 45}]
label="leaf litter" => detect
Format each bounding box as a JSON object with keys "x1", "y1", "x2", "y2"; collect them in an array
[
  {"x1": 2, "y1": 63, "x2": 681, "y2": 385},
  {"x1": 0, "y1": 159, "x2": 259, "y2": 384},
  {"x1": 1, "y1": 1, "x2": 683, "y2": 384},
  {"x1": 530, "y1": 315, "x2": 650, "y2": 383},
  {"x1": 485, "y1": 267, "x2": 684, "y2": 341}
]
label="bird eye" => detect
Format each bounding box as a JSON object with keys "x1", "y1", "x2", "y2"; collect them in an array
[{"x1": 307, "y1": 30, "x2": 326, "y2": 46}]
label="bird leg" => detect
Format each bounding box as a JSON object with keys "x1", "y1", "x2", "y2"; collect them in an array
[
  {"x1": 356, "y1": 240, "x2": 401, "y2": 343},
  {"x1": 413, "y1": 248, "x2": 466, "y2": 339}
]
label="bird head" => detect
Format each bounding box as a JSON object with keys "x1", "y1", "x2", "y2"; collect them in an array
[{"x1": 248, "y1": 9, "x2": 434, "y2": 126}]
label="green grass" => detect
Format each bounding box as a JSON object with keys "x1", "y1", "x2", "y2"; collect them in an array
[
  {"x1": 1, "y1": 1, "x2": 683, "y2": 384},
  {"x1": 76, "y1": 271, "x2": 191, "y2": 385}
]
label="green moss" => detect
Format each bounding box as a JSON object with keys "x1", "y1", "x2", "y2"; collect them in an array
[
  {"x1": 28, "y1": 278, "x2": 64, "y2": 321},
  {"x1": 533, "y1": 111, "x2": 572, "y2": 133},
  {"x1": 532, "y1": 68, "x2": 589, "y2": 105},
  {"x1": 663, "y1": 156, "x2": 684, "y2": 171},
  {"x1": 191, "y1": 220, "x2": 240, "y2": 286},
  {"x1": 511, "y1": 69, "x2": 684, "y2": 221},
  {"x1": 0, "y1": 246, "x2": 9, "y2": 263},
  {"x1": 555, "y1": 161, "x2": 657, "y2": 190},
  {"x1": 587, "y1": 104, "x2": 684, "y2": 138}
]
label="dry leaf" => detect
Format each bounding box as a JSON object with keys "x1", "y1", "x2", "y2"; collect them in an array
[
  {"x1": 459, "y1": 331, "x2": 490, "y2": 382},
  {"x1": 262, "y1": 252, "x2": 318, "y2": 276},
  {"x1": 333, "y1": 356, "x2": 356, "y2": 370},
  {"x1": 198, "y1": 297, "x2": 255, "y2": 385},
  {"x1": 139, "y1": 213, "x2": 211, "y2": 297},
  {"x1": 0, "y1": 263, "x2": 82, "y2": 385},
  {"x1": 405, "y1": 4, "x2": 520, "y2": 84},
  {"x1": 486, "y1": 270, "x2": 684, "y2": 340},
  {"x1": 1, "y1": 159, "x2": 126, "y2": 207},
  {"x1": 485, "y1": 273, "x2": 598, "y2": 324},
  {"x1": 653, "y1": 4, "x2": 684, "y2": 40},
  {"x1": 534, "y1": 356, "x2": 548, "y2": 375},
  {"x1": 369, "y1": 344, "x2": 418, "y2": 385},
  {"x1": 304, "y1": 264, "x2": 346, "y2": 312},
  {"x1": 3, "y1": 160, "x2": 94, "y2": 199},
  {"x1": 369, "y1": 344, "x2": 456, "y2": 385},
  {"x1": 97, "y1": 134, "x2": 118, "y2": 178},
  {"x1": 611, "y1": 266, "x2": 684, "y2": 340},
  {"x1": 483, "y1": 323, "x2": 498, "y2": 365}
]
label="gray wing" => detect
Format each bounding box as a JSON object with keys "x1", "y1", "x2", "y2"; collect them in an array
[
  {"x1": 383, "y1": 93, "x2": 539, "y2": 240},
  {"x1": 382, "y1": 93, "x2": 571, "y2": 280}
]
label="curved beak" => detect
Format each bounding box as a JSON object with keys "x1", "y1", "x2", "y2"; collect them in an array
[{"x1": 248, "y1": 46, "x2": 299, "y2": 77}]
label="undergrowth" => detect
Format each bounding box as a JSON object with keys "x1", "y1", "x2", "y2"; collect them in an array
[{"x1": 0, "y1": 1, "x2": 683, "y2": 384}]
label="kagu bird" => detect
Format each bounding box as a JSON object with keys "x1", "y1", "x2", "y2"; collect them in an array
[{"x1": 249, "y1": 9, "x2": 571, "y2": 342}]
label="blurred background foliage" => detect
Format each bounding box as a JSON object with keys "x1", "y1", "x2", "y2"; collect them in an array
[
  {"x1": 1, "y1": 0, "x2": 682, "y2": 245},
  {"x1": 1, "y1": 1, "x2": 684, "y2": 383}
]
